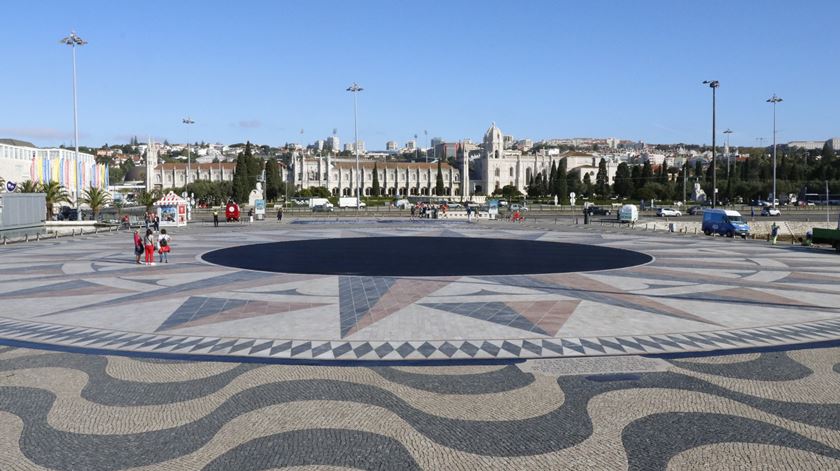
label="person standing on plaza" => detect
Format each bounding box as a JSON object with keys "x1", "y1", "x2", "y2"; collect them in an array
[
  {"x1": 143, "y1": 229, "x2": 156, "y2": 265},
  {"x1": 153, "y1": 214, "x2": 160, "y2": 232},
  {"x1": 133, "y1": 230, "x2": 143, "y2": 264},
  {"x1": 213, "y1": 210, "x2": 219, "y2": 227},
  {"x1": 771, "y1": 222, "x2": 780, "y2": 245},
  {"x1": 157, "y1": 229, "x2": 171, "y2": 264},
  {"x1": 277, "y1": 207, "x2": 283, "y2": 222}
]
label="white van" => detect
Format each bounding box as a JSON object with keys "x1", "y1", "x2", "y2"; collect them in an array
[{"x1": 619, "y1": 204, "x2": 639, "y2": 223}]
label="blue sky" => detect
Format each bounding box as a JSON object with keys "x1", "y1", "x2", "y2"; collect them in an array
[{"x1": 2, "y1": 0, "x2": 838, "y2": 149}]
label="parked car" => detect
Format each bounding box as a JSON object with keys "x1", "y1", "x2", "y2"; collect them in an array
[
  {"x1": 657, "y1": 208, "x2": 682, "y2": 217},
  {"x1": 761, "y1": 207, "x2": 781, "y2": 216},
  {"x1": 510, "y1": 203, "x2": 528, "y2": 212},
  {"x1": 688, "y1": 206, "x2": 704, "y2": 216},
  {"x1": 586, "y1": 206, "x2": 612, "y2": 216},
  {"x1": 312, "y1": 204, "x2": 334, "y2": 212}
]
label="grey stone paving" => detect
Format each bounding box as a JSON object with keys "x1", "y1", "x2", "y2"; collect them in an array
[
  {"x1": 0, "y1": 343, "x2": 838, "y2": 469},
  {"x1": 1, "y1": 221, "x2": 839, "y2": 361}
]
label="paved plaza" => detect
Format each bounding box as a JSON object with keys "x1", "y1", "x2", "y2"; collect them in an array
[{"x1": 1, "y1": 219, "x2": 839, "y2": 469}]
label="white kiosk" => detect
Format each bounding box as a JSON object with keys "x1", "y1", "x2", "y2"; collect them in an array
[{"x1": 155, "y1": 191, "x2": 188, "y2": 227}]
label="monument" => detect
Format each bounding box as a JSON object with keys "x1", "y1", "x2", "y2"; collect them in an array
[{"x1": 691, "y1": 182, "x2": 707, "y2": 202}]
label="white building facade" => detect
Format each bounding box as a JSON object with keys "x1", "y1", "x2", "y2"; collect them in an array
[
  {"x1": 0, "y1": 140, "x2": 106, "y2": 200},
  {"x1": 291, "y1": 155, "x2": 460, "y2": 197}
]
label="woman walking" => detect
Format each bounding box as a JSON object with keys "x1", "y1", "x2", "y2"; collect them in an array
[
  {"x1": 133, "y1": 230, "x2": 143, "y2": 264},
  {"x1": 143, "y1": 229, "x2": 156, "y2": 265},
  {"x1": 157, "y1": 229, "x2": 171, "y2": 263}
]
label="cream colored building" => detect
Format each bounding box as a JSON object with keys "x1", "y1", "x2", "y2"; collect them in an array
[{"x1": 291, "y1": 155, "x2": 460, "y2": 197}]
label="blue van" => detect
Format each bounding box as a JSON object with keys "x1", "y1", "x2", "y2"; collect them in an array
[{"x1": 702, "y1": 209, "x2": 750, "y2": 238}]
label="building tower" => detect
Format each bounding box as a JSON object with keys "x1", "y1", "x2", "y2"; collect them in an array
[{"x1": 145, "y1": 137, "x2": 158, "y2": 192}]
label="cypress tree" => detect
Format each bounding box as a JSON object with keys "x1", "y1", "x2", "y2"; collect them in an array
[
  {"x1": 595, "y1": 158, "x2": 609, "y2": 197},
  {"x1": 232, "y1": 153, "x2": 248, "y2": 202},
  {"x1": 264, "y1": 158, "x2": 281, "y2": 202},
  {"x1": 556, "y1": 158, "x2": 568, "y2": 203},
  {"x1": 435, "y1": 160, "x2": 445, "y2": 196},
  {"x1": 549, "y1": 161, "x2": 557, "y2": 195},
  {"x1": 613, "y1": 162, "x2": 632, "y2": 197},
  {"x1": 371, "y1": 163, "x2": 381, "y2": 197}
]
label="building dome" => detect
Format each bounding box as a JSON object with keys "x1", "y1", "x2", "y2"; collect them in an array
[
  {"x1": 484, "y1": 122, "x2": 502, "y2": 142},
  {"x1": 123, "y1": 166, "x2": 146, "y2": 183}
]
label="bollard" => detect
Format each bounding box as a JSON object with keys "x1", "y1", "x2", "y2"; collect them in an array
[
  {"x1": 55, "y1": 231, "x2": 59, "y2": 239},
  {"x1": 95, "y1": 227, "x2": 98, "y2": 234},
  {"x1": 36, "y1": 233, "x2": 40, "y2": 241},
  {"x1": 25, "y1": 234, "x2": 29, "y2": 242},
  {"x1": 694, "y1": 228, "x2": 697, "y2": 234},
  {"x1": 72, "y1": 229, "x2": 75, "y2": 237},
  {"x1": 2, "y1": 236, "x2": 5, "y2": 245}
]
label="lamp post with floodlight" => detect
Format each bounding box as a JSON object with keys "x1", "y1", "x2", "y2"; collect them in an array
[
  {"x1": 767, "y1": 94, "x2": 782, "y2": 209},
  {"x1": 182, "y1": 118, "x2": 194, "y2": 185},
  {"x1": 346, "y1": 83, "x2": 363, "y2": 209},
  {"x1": 702, "y1": 80, "x2": 719, "y2": 208},
  {"x1": 60, "y1": 31, "x2": 87, "y2": 220}
]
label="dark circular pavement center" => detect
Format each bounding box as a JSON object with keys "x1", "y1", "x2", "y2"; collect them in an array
[{"x1": 202, "y1": 237, "x2": 652, "y2": 276}]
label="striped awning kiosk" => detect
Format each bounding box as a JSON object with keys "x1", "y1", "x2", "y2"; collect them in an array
[{"x1": 154, "y1": 191, "x2": 188, "y2": 227}]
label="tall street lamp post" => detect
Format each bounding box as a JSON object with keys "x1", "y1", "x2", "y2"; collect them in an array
[
  {"x1": 61, "y1": 31, "x2": 87, "y2": 220},
  {"x1": 703, "y1": 80, "x2": 719, "y2": 208},
  {"x1": 767, "y1": 94, "x2": 783, "y2": 209},
  {"x1": 346, "y1": 83, "x2": 363, "y2": 210},
  {"x1": 182, "y1": 118, "x2": 194, "y2": 185}
]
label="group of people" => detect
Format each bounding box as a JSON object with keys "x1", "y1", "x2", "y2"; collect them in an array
[
  {"x1": 410, "y1": 202, "x2": 448, "y2": 220},
  {"x1": 133, "y1": 228, "x2": 171, "y2": 266}
]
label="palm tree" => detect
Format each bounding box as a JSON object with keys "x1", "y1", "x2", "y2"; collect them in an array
[
  {"x1": 137, "y1": 190, "x2": 159, "y2": 213},
  {"x1": 81, "y1": 187, "x2": 112, "y2": 220},
  {"x1": 17, "y1": 180, "x2": 41, "y2": 193},
  {"x1": 41, "y1": 181, "x2": 71, "y2": 220}
]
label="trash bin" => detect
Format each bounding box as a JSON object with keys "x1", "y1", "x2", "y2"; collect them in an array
[{"x1": 583, "y1": 211, "x2": 591, "y2": 225}]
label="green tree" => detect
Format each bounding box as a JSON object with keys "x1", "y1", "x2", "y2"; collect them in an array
[
  {"x1": 231, "y1": 153, "x2": 249, "y2": 203},
  {"x1": 17, "y1": 180, "x2": 40, "y2": 193},
  {"x1": 264, "y1": 158, "x2": 282, "y2": 202},
  {"x1": 434, "y1": 160, "x2": 445, "y2": 196},
  {"x1": 595, "y1": 158, "x2": 609, "y2": 197},
  {"x1": 137, "y1": 190, "x2": 159, "y2": 213},
  {"x1": 582, "y1": 172, "x2": 593, "y2": 196},
  {"x1": 631, "y1": 165, "x2": 642, "y2": 190},
  {"x1": 41, "y1": 181, "x2": 71, "y2": 219},
  {"x1": 549, "y1": 161, "x2": 558, "y2": 195},
  {"x1": 556, "y1": 159, "x2": 568, "y2": 203},
  {"x1": 613, "y1": 162, "x2": 633, "y2": 197},
  {"x1": 372, "y1": 163, "x2": 381, "y2": 196},
  {"x1": 694, "y1": 160, "x2": 703, "y2": 180},
  {"x1": 81, "y1": 187, "x2": 112, "y2": 219},
  {"x1": 499, "y1": 184, "x2": 522, "y2": 201},
  {"x1": 641, "y1": 160, "x2": 654, "y2": 185}
]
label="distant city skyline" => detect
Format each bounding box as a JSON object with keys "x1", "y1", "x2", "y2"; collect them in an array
[{"x1": 2, "y1": 0, "x2": 839, "y2": 149}]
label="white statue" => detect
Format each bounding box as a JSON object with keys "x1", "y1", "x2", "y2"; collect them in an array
[{"x1": 691, "y1": 182, "x2": 707, "y2": 202}]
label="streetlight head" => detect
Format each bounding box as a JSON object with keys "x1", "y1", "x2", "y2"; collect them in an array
[
  {"x1": 346, "y1": 83, "x2": 363, "y2": 92},
  {"x1": 767, "y1": 94, "x2": 783, "y2": 103},
  {"x1": 702, "y1": 80, "x2": 719, "y2": 88},
  {"x1": 60, "y1": 31, "x2": 87, "y2": 46},
  {"x1": 182, "y1": 118, "x2": 194, "y2": 124}
]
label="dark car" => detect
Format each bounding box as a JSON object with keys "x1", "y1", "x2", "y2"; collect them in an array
[
  {"x1": 57, "y1": 207, "x2": 79, "y2": 221},
  {"x1": 688, "y1": 206, "x2": 704, "y2": 216},
  {"x1": 585, "y1": 206, "x2": 612, "y2": 216},
  {"x1": 312, "y1": 204, "x2": 334, "y2": 212}
]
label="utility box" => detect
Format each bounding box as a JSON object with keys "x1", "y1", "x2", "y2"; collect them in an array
[{"x1": 0, "y1": 192, "x2": 46, "y2": 239}]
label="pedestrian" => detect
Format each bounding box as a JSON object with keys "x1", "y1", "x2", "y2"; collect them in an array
[
  {"x1": 143, "y1": 229, "x2": 156, "y2": 265},
  {"x1": 751, "y1": 207, "x2": 755, "y2": 218},
  {"x1": 144, "y1": 213, "x2": 150, "y2": 229},
  {"x1": 153, "y1": 214, "x2": 160, "y2": 232},
  {"x1": 277, "y1": 207, "x2": 283, "y2": 222},
  {"x1": 133, "y1": 230, "x2": 143, "y2": 264},
  {"x1": 157, "y1": 229, "x2": 171, "y2": 263},
  {"x1": 213, "y1": 210, "x2": 219, "y2": 227},
  {"x1": 248, "y1": 207, "x2": 254, "y2": 224},
  {"x1": 771, "y1": 222, "x2": 779, "y2": 245},
  {"x1": 410, "y1": 205, "x2": 416, "y2": 220}
]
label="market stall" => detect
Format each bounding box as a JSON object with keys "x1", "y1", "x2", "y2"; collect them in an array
[{"x1": 154, "y1": 191, "x2": 188, "y2": 227}]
